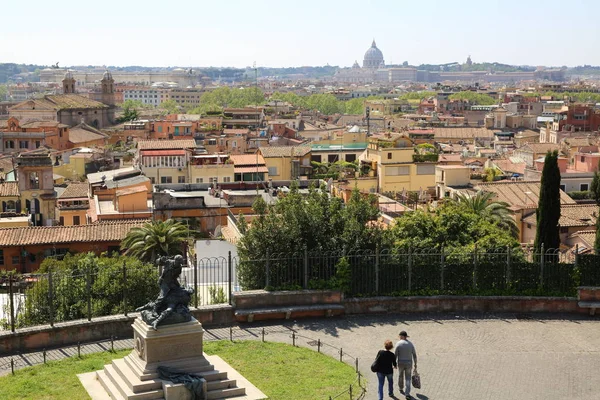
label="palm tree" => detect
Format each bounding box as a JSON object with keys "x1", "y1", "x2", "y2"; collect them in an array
[
  {"x1": 121, "y1": 219, "x2": 190, "y2": 261},
  {"x1": 453, "y1": 191, "x2": 519, "y2": 238}
]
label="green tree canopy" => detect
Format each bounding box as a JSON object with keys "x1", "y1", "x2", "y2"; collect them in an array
[
  {"x1": 391, "y1": 201, "x2": 520, "y2": 253},
  {"x1": 160, "y1": 99, "x2": 180, "y2": 115},
  {"x1": 191, "y1": 87, "x2": 265, "y2": 114},
  {"x1": 448, "y1": 91, "x2": 497, "y2": 105},
  {"x1": 453, "y1": 191, "x2": 518, "y2": 238},
  {"x1": 534, "y1": 150, "x2": 561, "y2": 252},
  {"x1": 121, "y1": 219, "x2": 190, "y2": 261}
]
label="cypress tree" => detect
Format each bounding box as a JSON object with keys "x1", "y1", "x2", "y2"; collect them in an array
[{"x1": 534, "y1": 150, "x2": 561, "y2": 255}]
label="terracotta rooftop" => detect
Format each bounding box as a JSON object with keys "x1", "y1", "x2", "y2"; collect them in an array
[
  {"x1": 0, "y1": 182, "x2": 19, "y2": 197},
  {"x1": 229, "y1": 154, "x2": 266, "y2": 166},
  {"x1": 59, "y1": 182, "x2": 89, "y2": 199},
  {"x1": 523, "y1": 204, "x2": 598, "y2": 228},
  {"x1": 116, "y1": 185, "x2": 148, "y2": 196},
  {"x1": 569, "y1": 230, "x2": 597, "y2": 249},
  {"x1": 476, "y1": 181, "x2": 576, "y2": 208},
  {"x1": 0, "y1": 220, "x2": 148, "y2": 247},
  {"x1": 69, "y1": 123, "x2": 108, "y2": 144},
  {"x1": 45, "y1": 94, "x2": 108, "y2": 110},
  {"x1": 259, "y1": 146, "x2": 311, "y2": 158},
  {"x1": 19, "y1": 120, "x2": 69, "y2": 129},
  {"x1": 520, "y1": 143, "x2": 560, "y2": 154},
  {"x1": 137, "y1": 139, "x2": 196, "y2": 150}
]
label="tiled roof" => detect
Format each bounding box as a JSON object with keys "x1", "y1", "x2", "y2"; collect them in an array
[
  {"x1": 59, "y1": 182, "x2": 89, "y2": 199},
  {"x1": 493, "y1": 159, "x2": 526, "y2": 175},
  {"x1": 45, "y1": 94, "x2": 108, "y2": 110},
  {"x1": 69, "y1": 123, "x2": 108, "y2": 144},
  {"x1": 433, "y1": 127, "x2": 494, "y2": 139},
  {"x1": 0, "y1": 182, "x2": 19, "y2": 197},
  {"x1": 229, "y1": 154, "x2": 266, "y2": 166},
  {"x1": 259, "y1": 146, "x2": 311, "y2": 158},
  {"x1": 116, "y1": 185, "x2": 148, "y2": 196},
  {"x1": 521, "y1": 143, "x2": 560, "y2": 154},
  {"x1": 570, "y1": 230, "x2": 597, "y2": 249},
  {"x1": 476, "y1": 181, "x2": 576, "y2": 208},
  {"x1": 137, "y1": 139, "x2": 196, "y2": 150},
  {"x1": 562, "y1": 137, "x2": 596, "y2": 147},
  {"x1": 0, "y1": 220, "x2": 148, "y2": 247},
  {"x1": 223, "y1": 129, "x2": 249, "y2": 135},
  {"x1": 523, "y1": 204, "x2": 598, "y2": 228}
]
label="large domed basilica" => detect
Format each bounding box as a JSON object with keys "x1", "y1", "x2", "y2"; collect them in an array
[{"x1": 363, "y1": 40, "x2": 384, "y2": 69}]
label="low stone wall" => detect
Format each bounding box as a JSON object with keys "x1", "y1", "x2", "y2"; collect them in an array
[
  {"x1": 233, "y1": 290, "x2": 342, "y2": 309},
  {"x1": 578, "y1": 287, "x2": 600, "y2": 301},
  {"x1": 0, "y1": 305, "x2": 234, "y2": 355},
  {"x1": 343, "y1": 296, "x2": 583, "y2": 315}
]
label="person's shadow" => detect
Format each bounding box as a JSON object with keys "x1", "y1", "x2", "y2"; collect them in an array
[{"x1": 416, "y1": 395, "x2": 429, "y2": 400}]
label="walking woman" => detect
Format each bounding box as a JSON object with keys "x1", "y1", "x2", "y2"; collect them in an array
[{"x1": 374, "y1": 340, "x2": 397, "y2": 400}]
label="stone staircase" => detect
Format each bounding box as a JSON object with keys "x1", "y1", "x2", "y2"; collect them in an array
[{"x1": 87, "y1": 352, "x2": 261, "y2": 400}]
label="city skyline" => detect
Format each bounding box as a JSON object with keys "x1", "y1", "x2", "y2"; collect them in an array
[{"x1": 2, "y1": 0, "x2": 600, "y2": 69}]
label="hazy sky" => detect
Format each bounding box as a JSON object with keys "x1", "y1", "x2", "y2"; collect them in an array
[{"x1": 3, "y1": 0, "x2": 599, "y2": 69}]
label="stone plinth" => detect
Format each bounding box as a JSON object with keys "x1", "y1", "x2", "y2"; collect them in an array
[{"x1": 79, "y1": 317, "x2": 267, "y2": 400}]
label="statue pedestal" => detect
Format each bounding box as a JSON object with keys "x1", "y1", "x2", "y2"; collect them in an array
[{"x1": 78, "y1": 317, "x2": 267, "y2": 400}]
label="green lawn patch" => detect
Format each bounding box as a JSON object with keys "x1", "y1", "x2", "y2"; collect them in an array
[{"x1": 0, "y1": 341, "x2": 356, "y2": 400}]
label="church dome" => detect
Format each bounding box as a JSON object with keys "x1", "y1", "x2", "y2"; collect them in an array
[
  {"x1": 363, "y1": 40, "x2": 384, "y2": 69},
  {"x1": 102, "y1": 70, "x2": 113, "y2": 80}
]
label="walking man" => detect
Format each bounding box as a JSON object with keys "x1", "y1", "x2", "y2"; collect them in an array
[{"x1": 395, "y1": 331, "x2": 417, "y2": 400}]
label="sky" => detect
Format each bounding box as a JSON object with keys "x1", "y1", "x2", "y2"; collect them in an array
[{"x1": 2, "y1": 0, "x2": 599, "y2": 69}]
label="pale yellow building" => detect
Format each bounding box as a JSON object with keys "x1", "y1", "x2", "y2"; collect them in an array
[
  {"x1": 360, "y1": 133, "x2": 436, "y2": 194},
  {"x1": 259, "y1": 146, "x2": 312, "y2": 180},
  {"x1": 189, "y1": 154, "x2": 235, "y2": 184},
  {"x1": 137, "y1": 139, "x2": 196, "y2": 184},
  {"x1": 435, "y1": 165, "x2": 471, "y2": 199}
]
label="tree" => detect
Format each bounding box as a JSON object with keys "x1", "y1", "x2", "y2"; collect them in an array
[
  {"x1": 483, "y1": 167, "x2": 502, "y2": 182},
  {"x1": 116, "y1": 100, "x2": 144, "y2": 123},
  {"x1": 160, "y1": 99, "x2": 180, "y2": 115},
  {"x1": 448, "y1": 91, "x2": 497, "y2": 105},
  {"x1": 121, "y1": 219, "x2": 190, "y2": 261},
  {"x1": 236, "y1": 183, "x2": 385, "y2": 289},
  {"x1": 9, "y1": 253, "x2": 158, "y2": 329},
  {"x1": 391, "y1": 201, "x2": 519, "y2": 253},
  {"x1": 453, "y1": 191, "x2": 518, "y2": 238},
  {"x1": 534, "y1": 150, "x2": 561, "y2": 253}
]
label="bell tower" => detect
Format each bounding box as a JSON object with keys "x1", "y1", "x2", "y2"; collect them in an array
[
  {"x1": 16, "y1": 151, "x2": 56, "y2": 226},
  {"x1": 101, "y1": 69, "x2": 116, "y2": 106},
  {"x1": 62, "y1": 70, "x2": 76, "y2": 94}
]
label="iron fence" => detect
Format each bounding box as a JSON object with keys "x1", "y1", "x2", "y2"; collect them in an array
[{"x1": 2, "y1": 247, "x2": 600, "y2": 333}]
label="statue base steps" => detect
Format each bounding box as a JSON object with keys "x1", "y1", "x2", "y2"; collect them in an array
[{"x1": 78, "y1": 318, "x2": 266, "y2": 400}]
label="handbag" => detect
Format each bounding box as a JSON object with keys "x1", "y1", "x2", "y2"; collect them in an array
[
  {"x1": 370, "y1": 351, "x2": 381, "y2": 373},
  {"x1": 411, "y1": 367, "x2": 421, "y2": 389}
]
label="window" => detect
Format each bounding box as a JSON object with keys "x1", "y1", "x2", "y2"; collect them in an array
[
  {"x1": 29, "y1": 172, "x2": 39, "y2": 189},
  {"x1": 19, "y1": 141, "x2": 28, "y2": 149},
  {"x1": 581, "y1": 156, "x2": 585, "y2": 163},
  {"x1": 5, "y1": 140, "x2": 14, "y2": 149},
  {"x1": 581, "y1": 183, "x2": 589, "y2": 191},
  {"x1": 178, "y1": 176, "x2": 186, "y2": 183},
  {"x1": 268, "y1": 166, "x2": 278, "y2": 176},
  {"x1": 527, "y1": 224, "x2": 532, "y2": 229},
  {"x1": 560, "y1": 184, "x2": 566, "y2": 192},
  {"x1": 35, "y1": 141, "x2": 41, "y2": 148},
  {"x1": 311, "y1": 155, "x2": 322, "y2": 163},
  {"x1": 161, "y1": 176, "x2": 173, "y2": 184},
  {"x1": 560, "y1": 227, "x2": 568, "y2": 233},
  {"x1": 12, "y1": 256, "x2": 20, "y2": 265},
  {"x1": 0, "y1": 250, "x2": 3, "y2": 266},
  {"x1": 345, "y1": 154, "x2": 356, "y2": 162},
  {"x1": 157, "y1": 126, "x2": 162, "y2": 133},
  {"x1": 73, "y1": 215, "x2": 80, "y2": 226},
  {"x1": 385, "y1": 166, "x2": 410, "y2": 176},
  {"x1": 417, "y1": 165, "x2": 435, "y2": 175},
  {"x1": 196, "y1": 178, "x2": 203, "y2": 183},
  {"x1": 59, "y1": 216, "x2": 64, "y2": 225},
  {"x1": 328, "y1": 154, "x2": 338, "y2": 163},
  {"x1": 387, "y1": 153, "x2": 392, "y2": 160},
  {"x1": 223, "y1": 177, "x2": 231, "y2": 183}
]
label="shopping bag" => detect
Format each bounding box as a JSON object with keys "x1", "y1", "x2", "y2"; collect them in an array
[{"x1": 412, "y1": 368, "x2": 421, "y2": 389}]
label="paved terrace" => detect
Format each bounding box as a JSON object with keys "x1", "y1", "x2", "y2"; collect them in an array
[{"x1": 2, "y1": 313, "x2": 599, "y2": 399}]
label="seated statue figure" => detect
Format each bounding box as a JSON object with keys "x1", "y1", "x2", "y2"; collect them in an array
[{"x1": 136, "y1": 255, "x2": 195, "y2": 330}]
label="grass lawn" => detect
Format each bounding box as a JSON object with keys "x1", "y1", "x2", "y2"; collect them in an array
[{"x1": 0, "y1": 341, "x2": 356, "y2": 400}]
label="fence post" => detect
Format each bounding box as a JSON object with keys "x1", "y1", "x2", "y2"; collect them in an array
[
  {"x1": 472, "y1": 244, "x2": 478, "y2": 290},
  {"x1": 303, "y1": 246, "x2": 309, "y2": 289},
  {"x1": 8, "y1": 272, "x2": 15, "y2": 333},
  {"x1": 265, "y1": 249, "x2": 270, "y2": 289},
  {"x1": 407, "y1": 247, "x2": 412, "y2": 292},
  {"x1": 122, "y1": 261, "x2": 128, "y2": 317},
  {"x1": 375, "y1": 245, "x2": 380, "y2": 294},
  {"x1": 193, "y1": 254, "x2": 198, "y2": 308},
  {"x1": 48, "y1": 267, "x2": 54, "y2": 327},
  {"x1": 540, "y1": 243, "x2": 545, "y2": 289},
  {"x1": 86, "y1": 265, "x2": 92, "y2": 322},
  {"x1": 440, "y1": 245, "x2": 445, "y2": 291},
  {"x1": 228, "y1": 251, "x2": 233, "y2": 306},
  {"x1": 506, "y1": 246, "x2": 512, "y2": 289}
]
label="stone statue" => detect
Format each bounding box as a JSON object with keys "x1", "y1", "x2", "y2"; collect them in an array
[{"x1": 136, "y1": 255, "x2": 194, "y2": 330}]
